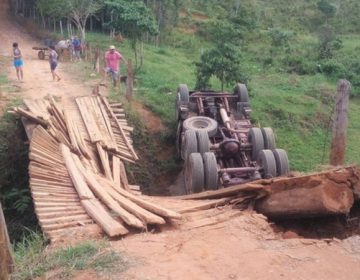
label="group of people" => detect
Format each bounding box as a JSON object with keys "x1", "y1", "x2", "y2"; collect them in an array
[
  {"x1": 12, "y1": 39, "x2": 126, "y2": 87},
  {"x1": 12, "y1": 42, "x2": 61, "y2": 82}
]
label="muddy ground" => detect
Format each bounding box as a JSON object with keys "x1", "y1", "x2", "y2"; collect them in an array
[{"x1": 1, "y1": 1, "x2": 360, "y2": 279}]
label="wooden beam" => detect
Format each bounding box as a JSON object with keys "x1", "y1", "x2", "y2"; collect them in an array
[
  {"x1": 330, "y1": 79, "x2": 351, "y2": 166},
  {"x1": 0, "y1": 202, "x2": 14, "y2": 279}
]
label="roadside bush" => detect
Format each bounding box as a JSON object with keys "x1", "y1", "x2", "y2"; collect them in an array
[
  {"x1": 317, "y1": 25, "x2": 343, "y2": 59},
  {"x1": 282, "y1": 55, "x2": 317, "y2": 75},
  {"x1": 268, "y1": 28, "x2": 294, "y2": 50},
  {"x1": 320, "y1": 60, "x2": 347, "y2": 77},
  {"x1": 318, "y1": 58, "x2": 360, "y2": 95}
]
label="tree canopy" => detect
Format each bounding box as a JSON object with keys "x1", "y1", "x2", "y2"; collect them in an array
[
  {"x1": 105, "y1": 0, "x2": 159, "y2": 68},
  {"x1": 36, "y1": 0, "x2": 104, "y2": 40}
]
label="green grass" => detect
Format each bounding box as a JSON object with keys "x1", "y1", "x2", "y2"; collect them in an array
[
  {"x1": 12, "y1": 232, "x2": 131, "y2": 280},
  {"x1": 91, "y1": 30, "x2": 360, "y2": 172},
  {"x1": 72, "y1": 28, "x2": 360, "y2": 174}
]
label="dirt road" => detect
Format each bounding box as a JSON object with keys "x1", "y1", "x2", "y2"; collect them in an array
[
  {"x1": 1, "y1": 3, "x2": 360, "y2": 280},
  {"x1": 0, "y1": 3, "x2": 93, "y2": 100}
]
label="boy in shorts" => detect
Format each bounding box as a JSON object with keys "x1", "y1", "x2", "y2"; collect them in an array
[
  {"x1": 13, "y1": 42, "x2": 24, "y2": 81},
  {"x1": 49, "y1": 46, "x2": 61, "y2": 82}
]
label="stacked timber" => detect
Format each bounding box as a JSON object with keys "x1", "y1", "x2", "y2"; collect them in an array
[{"x1": 13, "y1": 95, "x2": 181, "y2": 241}]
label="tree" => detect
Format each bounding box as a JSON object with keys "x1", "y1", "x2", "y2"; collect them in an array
[
  {"x1": 195, "y1": 43, "x2": 244, "y2": 91},
  {"x1": 105, "y1": 0, "x2": 159, "y2": 68},
  {"x1": 36, "y1": 0, "x2": 68, "y2": 31},
  {"x1": 66, "y1": 0, "x2": 104, "y2": 41},
  {"x1": 195, "y1": 19, "x2": 246, "y2": 90},
  {"x1": 317, "y1": 25, "x2": 343, "y2": 59},
  {"x1": 317, "y1": 0, "x2": 336, "y2": 22},
  {"x1": 36, "y1": 0, "x2": 104, "y2": 40}
]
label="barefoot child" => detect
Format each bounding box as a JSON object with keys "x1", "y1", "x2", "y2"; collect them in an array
[
  {"x1": 49, "y1": 46, "x2": 61, "y2": 81},
  {"x1": 12, "y1": 42, "x2": 24, "y2": 81}
]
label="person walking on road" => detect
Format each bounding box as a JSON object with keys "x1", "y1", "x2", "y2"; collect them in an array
[
  {"x1": 49, "y1": 46, "x2": 61, "y2": 82},
  {"x1": 102, "y1": 45, "x2": 127, "y2": 87},
  {"x1": 12, "y1": 42, "x2": 24, "y2": 81}
]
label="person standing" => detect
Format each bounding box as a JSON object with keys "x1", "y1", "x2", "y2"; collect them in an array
[
  {"x1": 103, "y1": 45, "x2": 127, "y2": 87},
  {"x1": 49, "y1": 46, "x2": 61, "y2": 82},
  {"x1": 12, "y1": 42, "x2": 23, "y2": 81},
  {"x1": 72, "y1": 36, "x2": 82, "y2": 61}
]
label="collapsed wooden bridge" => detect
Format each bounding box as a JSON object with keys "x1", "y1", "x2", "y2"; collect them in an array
[
  {"x1": 12, "y1": 93, "x2": 360, "y2": 243},
  {"x1": 13, "y1": 94, "x2": 184, "y2": 241}
]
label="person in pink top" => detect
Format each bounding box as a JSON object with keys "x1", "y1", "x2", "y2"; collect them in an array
[{"x1": 103, "y1": 45, "x2": 127, "y2": 87}]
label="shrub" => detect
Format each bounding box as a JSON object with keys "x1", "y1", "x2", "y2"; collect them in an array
[
  {"x1": 282, "y1": 55, "x2": 317, "y2": 75},
  {"x1": 320, "y1": 60, "x2": 347, "y2": 77}
]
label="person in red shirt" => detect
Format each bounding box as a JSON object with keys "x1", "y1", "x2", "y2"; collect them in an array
[{"x1": 102, "y1": 45, "x2": 127, "y2": 87}]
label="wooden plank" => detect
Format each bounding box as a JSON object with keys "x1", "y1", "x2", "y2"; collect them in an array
[
  {"x1": 30, "y1": 179, "x2": 74, "y2": 188},
  {"x1": 104, "y1": 185, "x2": 165, "y2": 225},
  {"x1": 120, "y1": 161, "x2": 131, "y2": 191},
  {"x1": 76, "y1": 98, "x2": 102, "y2": 142},
  {"x1": 15, "y1": 107, "x2": 48, "y2": 127},
  {"x1": 100, "y1": 96, "x2": 138, "y2": 160},
  {"x1": 61, "y1": 144, "x2": 128, "y2": 237},
  {"x1": 36, "y1": 206, "x2": 84, "y2": 213},
  {"x1": 37, "y1": 210, "x2": 87, "y2": 219},
  {"x1": 96, "y1": 142, "x2": 113, "y2": 181},
  {"x1": 112, "y1": 155, "x2": 122, "y2": 190},
  {"x1": 39, "y1": 214, "x2": 90, "y2": 225},
  {"x1": 176, "y1": 183, "x2": 266, "y2": 200},
  {"x1": 41, "y1": 219, "x2": 93, "y2": 231},
  {"x1": 96, "y1": 176, "x2": 181, "y2": 220},
  {"x1": 63, "y1": 109, "x2": 81, "y2": 155},
  {"x1": 110, "y1": 102, "x2": 123, "y2": 107},
  {"x1": 72, "y1": 154, "x2": 144, "y2": 229},
  {"x1": 32, "y1": 191, "x2": 79, "y2": 198},
  {"x1": 60, "y1": 144, "x2": 94, "y2": 200},
  {"x1": 81, "y1": 199, "x2": 128, "y2": 237},
  {"x1": 178, "y1": 198, "x2": 232, "y2": 213}
]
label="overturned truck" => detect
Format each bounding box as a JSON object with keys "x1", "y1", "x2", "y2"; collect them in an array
[{"x1": 175, "y1": 83, "x2": 290, "y2": 194}]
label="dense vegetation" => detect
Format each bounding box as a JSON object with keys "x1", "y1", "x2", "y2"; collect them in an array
[{"x1": 2, "y1": 0, "x2": 360, "y2": 242}]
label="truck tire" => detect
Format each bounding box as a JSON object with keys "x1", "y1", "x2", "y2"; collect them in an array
[
  {"x1": 178, "y1": 84, "x2": 189, "y2": 102},
  {"x1": 175, "y1": 92, "x2": 180, "y2": 120},
  {"x1": 181, "y1": 130, "x2": 198, "y2": 160},
  {"x1": 203, "y1": 152, "x2": 218, "y2": 190},
  {"x1": 249, "y1": 127, "x2": 264, "y2": 161},
  {"x1": 257, "y1": 149, "x2": 277, "y2": 179},
  {"x1": 176, "y1": 121, "x2": 182, "y2": 159},
  {"x1": 183, "y1": 116, "x2": 218, "y2": 137},
  {"x1": 196, "y1": 130, "x2": 210, "y2": 155},
  {"x1": 272, "y1": 149, "x2": 289, "y2": 176},
  {"x1": 185, "y1": 153, "x2": 204, "y2": 193},
  {"x1": 234, "y1": 83, "x2": 249, "y2": 102},
  {"x1": 261, "y1": 127, "x2": 276, "y2": 150}
]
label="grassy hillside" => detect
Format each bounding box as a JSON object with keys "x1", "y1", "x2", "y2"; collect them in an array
[
  {"x1": 84, "y1": 29, "x2": 360, "y2": 173},
  {"x1": 35, "y1": 0, "x2": 360, "y2": 174}
]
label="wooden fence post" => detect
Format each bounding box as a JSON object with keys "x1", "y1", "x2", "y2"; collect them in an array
[
  {"x1": 0, "y1": 202, "x2": 14, "y2": 280},
  {"x1": 330, "y1": 79, "x2": 351, "y2": 166},
  {"x1": 126, "y1": 59, "x2": 134, "y2": 101},
  {"x1": 94, "y1": 48, "x2": 100, "y2": 73}
]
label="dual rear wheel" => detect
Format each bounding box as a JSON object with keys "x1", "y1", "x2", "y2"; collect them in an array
[
  {"x1": 248, "y1": 127, "x2": 276, "y2": 161},
  {"x1": 257, "y1": 148, "x2": 289, "y2": 178},
  {"x1": 184, "y1": 152, "x2": 218, "y2": 194}
]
